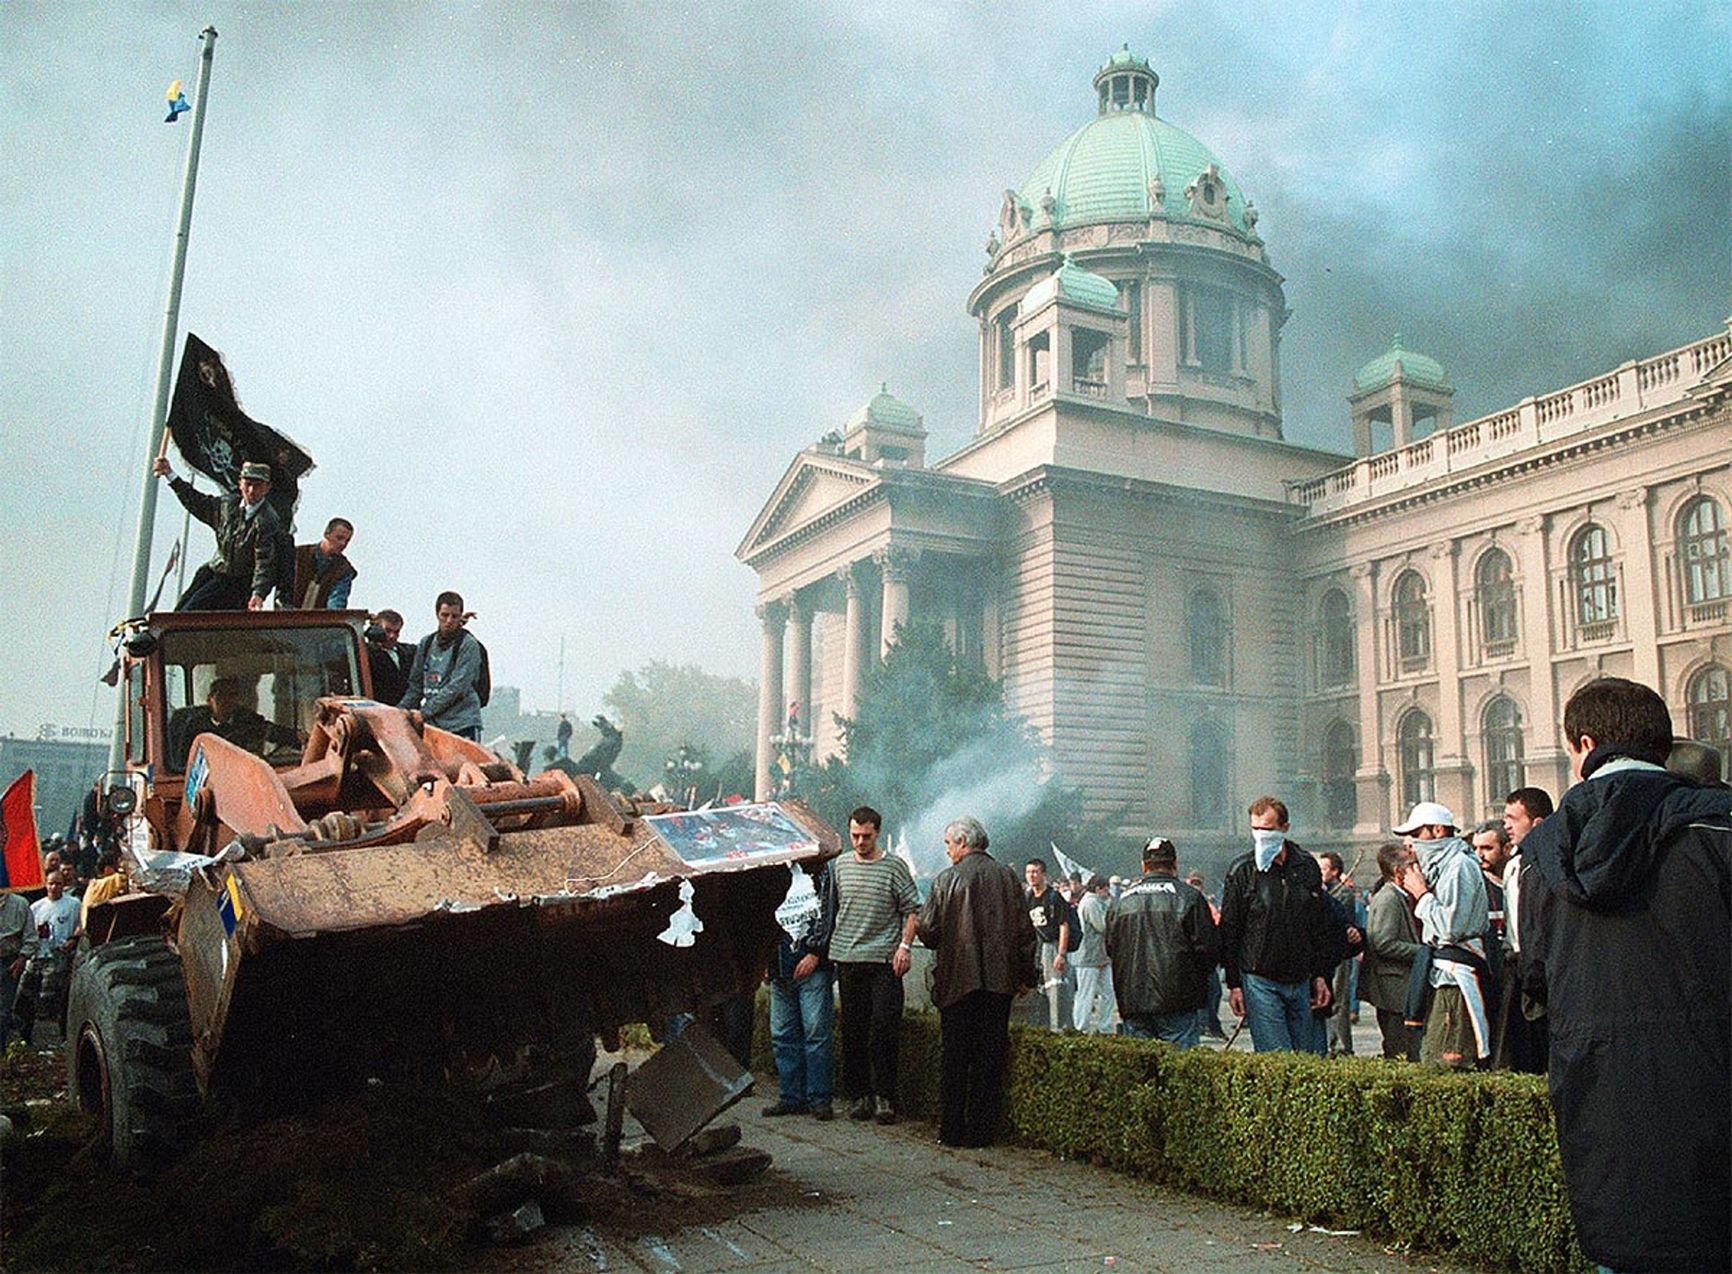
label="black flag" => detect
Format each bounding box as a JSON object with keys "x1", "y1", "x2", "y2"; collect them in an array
[{"x1": 165, "y1": 333, "x2": 314, "y2": 530}]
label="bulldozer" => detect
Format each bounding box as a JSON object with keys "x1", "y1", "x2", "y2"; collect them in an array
[{"x1": 70, "y1": 608, "x2": 837, "y2": 1168}]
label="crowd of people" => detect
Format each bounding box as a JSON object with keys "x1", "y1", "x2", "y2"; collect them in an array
[
  {"x1": 0, "y1": 838, "x2": 125, "y2": 1049},
  {"x1": 761, "y1": 676, "x2": 1729, "y2": 1273},
  {"x1": 150, "y1": 455, "x2": 489, "y2": 742}
]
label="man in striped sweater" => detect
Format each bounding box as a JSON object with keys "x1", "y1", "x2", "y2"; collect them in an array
[{"x1": 830, "y1": 806, "x2": 920, "y2": 1125}]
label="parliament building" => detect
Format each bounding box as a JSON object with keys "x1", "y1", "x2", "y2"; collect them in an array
[{"x1": 738, "y1": 47, "x2": 1732, "y2": 863}]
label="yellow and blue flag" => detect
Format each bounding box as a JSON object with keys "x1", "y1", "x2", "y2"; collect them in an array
[{"x1": 165, "y1": 79, "x2": 190, "y2": 123}]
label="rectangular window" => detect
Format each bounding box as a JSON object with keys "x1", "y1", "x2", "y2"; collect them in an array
[
  {"x1": 1193, "y1": 287, "x2": 1234, "y2": 373},
  {"x1": 1120, "y1": 281, "x2": 1142, "y2": 363},
  {"x1": 996, "y1": 307, "x2": 1017, "y2": 391}
]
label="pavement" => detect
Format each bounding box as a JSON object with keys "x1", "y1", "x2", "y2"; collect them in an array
[{"x1": 534, "y1": 1059, "x2": 1469, "y2": 1274}]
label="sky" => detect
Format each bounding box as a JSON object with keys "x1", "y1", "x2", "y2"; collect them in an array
[{"x1": 2, "y1": 1, "x2": 1728, "y2": 740}]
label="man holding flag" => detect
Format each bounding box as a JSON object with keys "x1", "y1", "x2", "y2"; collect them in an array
[{"x1": 154, "y1": 455, "x2": 279, "y2": 610}]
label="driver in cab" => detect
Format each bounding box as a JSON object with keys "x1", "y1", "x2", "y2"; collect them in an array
[{"x1": 169, "y1": 677, "x2": 299, "y2": 767}]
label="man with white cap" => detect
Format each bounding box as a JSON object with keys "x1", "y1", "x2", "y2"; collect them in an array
[{"x1": 1392, "y1": 799, "x2": 1490, "y2": 1069}]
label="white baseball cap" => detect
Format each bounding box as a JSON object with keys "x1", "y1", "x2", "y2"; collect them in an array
[{"x1": 1393, "y1": 800, "x2": 1457, "y2": 835}]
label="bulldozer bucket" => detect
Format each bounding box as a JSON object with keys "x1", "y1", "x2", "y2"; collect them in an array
[{"x1": 174, "y1": 800, "x2": 838, "y2": 1095}]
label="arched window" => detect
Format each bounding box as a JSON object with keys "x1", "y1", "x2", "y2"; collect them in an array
[
  {"x1": 1483, "y1": 697, "x2": 1524, "y2": 803},
  {"x1": 1476, "y1": 548, "x2": 1518, "y2": 650},
  {"x1": 1680, "y1": 497, "x2": 1731, "y2": 605},
  {"x1": 1322, "y1": 719, "x2": 1358, "y2": 828},
  {"x1": 1189, "y1": 718, "x2": 1230, "y2": 827},
  {"x1": 1188, "y1": 588, "x2": 1228, "y2": 686},
  {"x1": 1571, "y1": 523, "x2": 1618, "y2": 626},
  {"x1": 1394, "y1": 571, "x2": 1431, "y2": 670},
  {"x1": 1688, "y1": 665, "x2": 1731, "y2": 781},
  {"x1": 1320, "y1": 589, "x2": 1355, "y2": 686},
  {"x1": 1398, "y1": 710, "x2": 1434, "y2": 808}
]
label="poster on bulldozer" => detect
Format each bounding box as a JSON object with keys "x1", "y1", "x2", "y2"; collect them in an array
[{"x1": 645, "y1": 803, "x2": 819, "y2": 869}]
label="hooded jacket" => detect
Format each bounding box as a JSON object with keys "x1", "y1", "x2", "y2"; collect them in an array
[{"x1": 1520, "y1": 763, "x2": 1731, "y2": 1272}]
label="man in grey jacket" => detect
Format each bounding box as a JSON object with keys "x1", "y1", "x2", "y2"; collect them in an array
[
  {"x1": 1361, "y1": 841, "x2": 1422, "y2": 1060},
  {"x1": 153, "y1": 456, "x2": 280, "y2": 610},
  {"x1": 399, "y1": 590, "x2": 485, "y2": 740}
]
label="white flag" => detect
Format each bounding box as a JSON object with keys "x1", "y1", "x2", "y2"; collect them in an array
[{"x1": 1051, "y1": 841, "x2": 1091, "y2": 883}]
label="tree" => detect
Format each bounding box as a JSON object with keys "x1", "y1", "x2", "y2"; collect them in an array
[
  {"x1": 599, "y1": 661, "x2": 756, "y2": 790},
  {"x1": 806, "y1": 623, "x2": 1108, "y2": 879}
]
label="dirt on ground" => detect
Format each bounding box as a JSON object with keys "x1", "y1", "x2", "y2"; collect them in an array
[{"x1": 1, "y1": 1041, "x2": 787, "y2": 1273}]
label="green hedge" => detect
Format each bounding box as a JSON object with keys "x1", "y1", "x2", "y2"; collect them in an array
[{"x1": 753, "y1": 1005, "x2": 1583, "y2": 1272}]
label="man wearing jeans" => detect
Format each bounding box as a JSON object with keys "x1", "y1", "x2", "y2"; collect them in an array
[
  {"x1": 830, "y1": 806, "x2": 919, "y2": 1125},
  {"x1": 1218, "y1": 796, "x2": 1334, "y2": 1053},
  {"x1": 1105, "y1": 838, "x2": 1219, "y2": 1047},
  {"x1": 763, "y1": 859, "x2": 838, "y2": 1120}
]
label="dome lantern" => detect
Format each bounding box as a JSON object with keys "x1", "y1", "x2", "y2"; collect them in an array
[{"x1": 1094, "y1": 44, "x2": 1158, "y2": 115}]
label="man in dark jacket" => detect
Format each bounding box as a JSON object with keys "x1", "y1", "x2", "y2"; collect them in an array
[
  {"x1": 1104, "y1": 837, "x2": 1219, "y2": 1047},
  {"x1": 153, "y1": 456, "x2": 279, "y2": 610},
  {"x1": 285, "y1": 517, "x2": 357, "y2": 609},
  {"x1": 763, "y1": 860, "x2": 838, "y2": 1120},
  {"x1": 1521, "y1": 677, "x2": 1730, "y2": 1273},
  {"x1": 1218, "y1": 796, "x2": 1335, "y2": 1053},
  {"x1": 915, "y1": 815, "x2": 1037, "y2": 1148}
]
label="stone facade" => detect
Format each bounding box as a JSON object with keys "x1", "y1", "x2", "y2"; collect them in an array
[{"x1": 738, "y1": 49, "x2": 1732, "y2": 871}]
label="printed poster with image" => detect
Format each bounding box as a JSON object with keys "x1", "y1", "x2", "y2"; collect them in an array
[{"x1": 645, "y1": 803, "x2": 820, "y2": 869}]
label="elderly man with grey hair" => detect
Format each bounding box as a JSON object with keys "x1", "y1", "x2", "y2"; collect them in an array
[{"x1": 915, "y1": 816, "x2": 1037, "y2": 1148}]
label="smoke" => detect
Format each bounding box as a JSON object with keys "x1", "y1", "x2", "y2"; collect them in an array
[{"x1": 887, "y1": 733, "x2": 1052, "y2": 882}]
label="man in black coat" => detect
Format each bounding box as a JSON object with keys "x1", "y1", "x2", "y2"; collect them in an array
[
  {"x1": 1520, "y1": 677, "x2": 1730, "y2": 1273},
  {"x1": 1104, "y1": 837, "x2": 1219, "y2": 1047},
  {"x1": 915, "y1": 815, "x2": 1036, "y2": 1149}
]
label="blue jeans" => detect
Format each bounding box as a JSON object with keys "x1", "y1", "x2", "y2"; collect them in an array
[
  {"x1": 1241, "y1": 972, "x2": 1326, "y2": 1054},
  {"x1": 768, "y1": 966, "x2": 834, "y2": 1108},
  {"x1": 1121, "y1": 1011, "x2": 1200, "y2": 1049}
]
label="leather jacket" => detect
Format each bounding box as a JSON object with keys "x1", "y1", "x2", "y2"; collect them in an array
[
  {"x1": 915, "y1": 850, "x2": 1037, "y2": 1010},
  {"x1": 1217, "y1": 840, "x2": 1334, "y2": 987},
  {"x1": 1104, "y1": 872, "x2": 1220, "y2": 1017}
]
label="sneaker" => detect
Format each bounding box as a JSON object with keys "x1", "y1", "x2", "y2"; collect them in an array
[
  {"x1": 848, "y1": 1095, "x2": 875, "y2": 1121},
  {"x1": 874, "y1": 1097, "x2": 897, "y2": 1125},
  {"x1": 809, "y1": 1101, "x2": 834, "y2": 1121},
  {"x1": 762, "y1": 1100, "x2": 806, "y2": 1117}
]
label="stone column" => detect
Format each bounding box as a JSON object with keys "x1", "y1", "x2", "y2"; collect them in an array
[
  {"x1": 785, "y1": 598, "x2": 812, "y2": 737},
  {"x1": 839, "y1": 566, "x2": 866, "y2": 724},
  {"x1": 877, "y1": 547, "x2": 916, "y2": 658},
  {"x1": 1350, "y1": 562, "x2": 1389, "y2": 834},
  {"x1": 754, "y1": 601, "x2": 787, "y2": 800},
  {"x1": 1514, "y1": 516, "x2": 1568, "y2": 797},
  {"x1": 1429, "y1": 541, "x2": 1473, "y2": 817},
  {"x1": 1392, "y1": 383, "x2": 1413, "y2": 448},
  {"x1": 1615, "y1": 487, "x2": 1661, "y2": 687}
]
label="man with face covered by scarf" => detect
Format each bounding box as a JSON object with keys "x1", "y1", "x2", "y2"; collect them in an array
[{"x1": 1216, "y1": 796, "x2": 1337, "y2": 1053}]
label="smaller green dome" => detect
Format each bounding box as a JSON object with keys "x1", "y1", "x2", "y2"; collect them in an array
[
  {"x1": 846, "y1": 382, "x2": 923, "y2": 434},
  {"x1": 1098, "y1": 43, "x2": 1153, "y2": 76},
  {"x1": 1354, "y1": 335, "x2": 1448, "y2": 393},
  {"x1": 1023, "y1": 254, "x2": 1120, "y2": 313}
]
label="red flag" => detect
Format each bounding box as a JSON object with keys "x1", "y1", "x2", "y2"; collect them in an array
[{"x1": 1, "y1": 771, "x2": 44, "y2": 891}]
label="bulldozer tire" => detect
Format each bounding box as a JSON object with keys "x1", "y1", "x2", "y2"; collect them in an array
[{"x1": 66, "y1": 933, "x2": 200, "y2": 1173}]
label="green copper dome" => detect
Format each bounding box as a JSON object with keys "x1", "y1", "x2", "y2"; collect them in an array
[
  {"x1": 846, "y1": 382, "x2": 923, "y2": 434},
  {"x1": 1023, "y1": 253, "x2": 1121, "y2": 313},
  {"x1": 1014, "y1": 51, "x2": 1251, "y2": 235},
  {"x1": 1354, "y1": 335, "x2": 1449, "y2": 393}
]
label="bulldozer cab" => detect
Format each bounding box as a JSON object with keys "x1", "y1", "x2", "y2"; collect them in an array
[{"x1": 121, "y1": 609, "x2": 370, "y2": 786}]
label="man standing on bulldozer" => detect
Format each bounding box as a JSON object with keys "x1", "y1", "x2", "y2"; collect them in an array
[
  {"x1": 152, "y1": 455, "x2": 280, "y2": 611},
  {"x1": 399, "y1": 591, "x2": 486, "y2": 741}
]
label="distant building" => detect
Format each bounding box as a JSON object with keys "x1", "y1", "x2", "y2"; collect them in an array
[
  {"x1": 1, "y1": 733, "x2": 111, "y2": 840},
  {"x1": 478, "y1": 685, "x2": 565, "y2": 765},
  {"x1": 738, "y1": 46, "x2": 1732, "y2": 870}
]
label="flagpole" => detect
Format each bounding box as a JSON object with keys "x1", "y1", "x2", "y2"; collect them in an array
[{"x1": 110, "y1": 24, "x2": 217, "y2": 772}]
